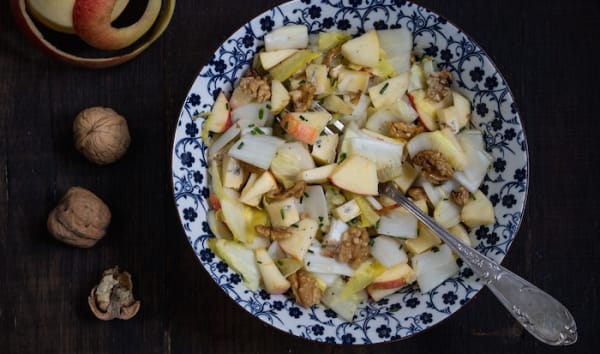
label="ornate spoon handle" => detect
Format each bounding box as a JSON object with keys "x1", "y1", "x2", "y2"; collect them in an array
[{"x1": 379, "y1": 182, "x2": 577, "y2": 346}]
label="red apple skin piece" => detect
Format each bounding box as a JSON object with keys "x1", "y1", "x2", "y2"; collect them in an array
[
  {"x1": 208, "y1": 193, "x2": 221, "y2": 211},
  {"x1": 279, "y1": 113, "x2": 319, "y2": 145},
  {"x1": 10, "y1": 0, "x2": 175, "y2": 68},
  {"x1": 370, "y1": 278, "x2": 407, "y2": 290},
  {"x1": 73, "y1": 0, "x2": 162, "y2": 50},
  {"x1": 209, "y1": 92, "x2": 232, "y2": 133}
]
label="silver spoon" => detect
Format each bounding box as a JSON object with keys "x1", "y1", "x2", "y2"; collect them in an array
[{"x1": 379, "y1": 182, "x2": 577, "y2": 346}]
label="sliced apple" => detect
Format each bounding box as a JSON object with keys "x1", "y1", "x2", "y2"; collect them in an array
[
  {"x1": 404, "y1": 223, "x2": 442, "y2": 255},
  {"x1": 407, "y1": 89, "x2": 452, "y2": 131},
  {"x1": 73, "y1": 0, "x2": 162, "y2": 50},
  {"x1": 460, "y1": 190, "x2": 495, "y2": 228},
  {"x1": 239, "y1": 171, "x2": 277, "y2": 207},
  {"x1": 366, "y1": 284, "x2": 401, "y2": 302},
  {"x1": 278, "y1": 218, "x2": 318, "y2": 261},
  {"x1": 279, "y1": 111, "x2": 332, "y2": 145},
  {"x1": 26, "y1": 0, "x2": 129, "y2": 34},
  {"x1": 11, "y1": 0, "x2": 175, "y2": 68},
  {"x1": 259, "y1": 49, "x2": 298, "y2": 70},
  {"x1": 341, "y1": 29, "x2": 380, "y2": 67},
  {"x1": 329, "y1": 155, "x2": 379, "y2": 196},
  {"x1": 298, "y1": 164, "x2": 336, "y2": 184},
  {"x1": 336, "y1": 68, "x2": 370, "y2": 94},
  {"x1": 392, "y1": 161, "x2": 418, "y2": 194},
  {"x1": 368, "y1": 73, "x2": 410, "y2": 109},
  {"x1": 270, "y1": 80, "x2": 289, "y2": 114},
  {"x1": 255, "y1": 248, "x2": 291, "y2": 294},
  {"x1": 205, "y1": 91, "x2": 232, "y2": 134},
  {"x1": 369, "y1": 263, "x2": 416, "y2": 290}
]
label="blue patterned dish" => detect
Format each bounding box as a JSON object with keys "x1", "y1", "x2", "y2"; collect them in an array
[{"x1": 172, "y1": 0, "x2": 528, "y2": 344}]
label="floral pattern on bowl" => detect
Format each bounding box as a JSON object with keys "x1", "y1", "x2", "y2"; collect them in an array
[{"x1": 172, "y1": 0, "x2": 528, "y2": 344}]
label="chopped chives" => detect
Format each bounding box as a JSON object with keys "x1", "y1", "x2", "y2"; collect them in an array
[{"x1": 379, "y1": 82, "x2": 390, "y2": 94}]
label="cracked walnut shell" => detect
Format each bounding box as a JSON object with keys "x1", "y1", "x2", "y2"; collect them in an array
[
  {"x1": 47, "y1": 187, "x2": 111, "y2": 248},
  {"x1": 88, "y1": 266, "x2": 140, "y2": 321},
  {"x1": 73, "y1": 107, "x2": 130, "y2": 165}
]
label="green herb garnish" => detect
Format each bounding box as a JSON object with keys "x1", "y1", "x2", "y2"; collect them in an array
[{"x1": 379, "y1": 82, "x2": 390, "y2": 94}]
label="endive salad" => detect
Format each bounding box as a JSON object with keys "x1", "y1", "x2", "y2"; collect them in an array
[{"x1": 201, "y1": 24, "x2": 495, "y2": 321}]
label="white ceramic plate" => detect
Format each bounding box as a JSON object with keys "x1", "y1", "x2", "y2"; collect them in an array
[{"x1": 171, "y1": 0, "x2": 528, "y2": 344}]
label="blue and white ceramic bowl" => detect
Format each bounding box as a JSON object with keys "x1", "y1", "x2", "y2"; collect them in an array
[{"x1": 172, "y1": 0, "x2": 528, "y2": 344}]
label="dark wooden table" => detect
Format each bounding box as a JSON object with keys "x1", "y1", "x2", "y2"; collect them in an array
[{"x1": 1, "y1": 0, "x2": 598, "y2": 353}]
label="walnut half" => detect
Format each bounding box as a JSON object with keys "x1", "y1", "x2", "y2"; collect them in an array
[
  {"x1": 288, "y1": 269, "x2": 322, "y2": 308},
  {"x1": 411, "y1": 150, "x2": 454, "y2": 184},
  {"x1": 88, "y1": 266, "x2": 140, "y2": 321}
]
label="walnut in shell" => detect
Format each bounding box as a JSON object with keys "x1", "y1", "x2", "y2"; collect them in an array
[
  {"x1": 47, "y1": 187, "x2": 111, "y2": 248},
  {"x1": 88, "y1": 266, "x2": 140, "y2": 321},
  {"x1": 73, "y1": 107, "x2": 130, "y2": 165}
]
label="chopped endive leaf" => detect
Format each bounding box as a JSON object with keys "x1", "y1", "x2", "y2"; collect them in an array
[
  {"x1": 322, "y1": 278, "x2": 366, "y2": 322},
  {"x1": 341, "y1": 259, "x2": 385, "y2": 299},
  {"x1": 274, "y1": 258, "x2": 303, "y2": 277},
  {"x1": 208, "y1": 238, "x2": 260, "y2": 291},
  {"x1": 228, "y1": 134, "x2": 285, "y2": 170},
  {"x1": 354, "y1": 195, "x2": 381, "y2": 227},
  {"x1": 318, "y1": 31, "x2": 352, "y2": 51},
  {"x1": 269, "y1": 50, "x2": 321, "y2": 82}
]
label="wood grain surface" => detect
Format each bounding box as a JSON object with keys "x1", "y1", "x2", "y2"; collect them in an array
[{"x1": 0, "y1": 0, "x2": 598, "y2": 353}]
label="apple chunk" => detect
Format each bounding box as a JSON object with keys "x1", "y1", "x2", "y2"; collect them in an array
[
  {"x1": 279, "y1": 111, "x2": 331, "y2": 145},
  {"x1": 370, "y1": 263, "x2": 416, "y2": 290},
  {"x1": 270, "y1": 80, "x2": 289, "y2": 114},
  {"x1": 204, "y1": 91, "x2": 232, "y2": 135},
  {"x1": 278, "y1": 218, "x2": 318, "y2": 261},
  {"x1": 73, "y1": 0, "x2": 162, "y2": 50},
  {"x1": 341, "y1": 29, "x2": 380, "y2": 67},
  {"x1": 329, "y1": 155, "x2": 379, "y2": 196},
  {"x1": 255, "y1": 248, "x2": 291, "y2": 294}
]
